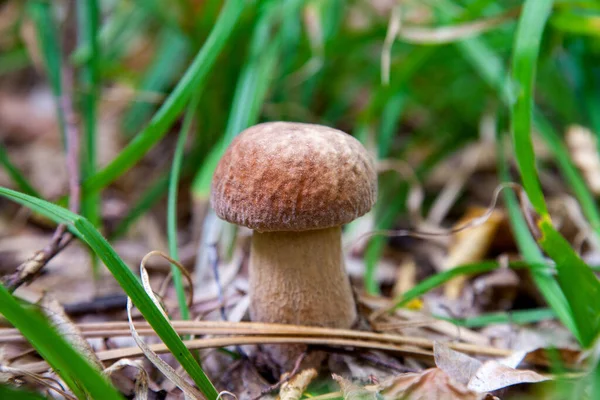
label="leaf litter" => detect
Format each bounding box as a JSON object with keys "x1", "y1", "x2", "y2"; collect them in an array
[
  {"x1": 0, "y1": 1, "x2": 595, "y2": 398},
  {"x1": 0, "y1": 177, "x2": 585, "y2": 398}
]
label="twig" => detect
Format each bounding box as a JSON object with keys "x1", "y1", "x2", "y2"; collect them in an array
[
  {"x1": 3, "y1": 60, "x2": 81, "y2": 292},
  {"x1": 63, "y1": 294, "x2": 129, "y2": 316},
  {"x1": 251, "y1": 351, "x2": 307, "y2": 400},
  {"x1": 2, "y1": 232, "x2": 74, "y2": 291},
  {"x1": 357, "y1": 351, "x2": 415, "y2": 373}
]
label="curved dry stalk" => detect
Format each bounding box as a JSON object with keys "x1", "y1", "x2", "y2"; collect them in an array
[
  {"x1": 127, "y1": 297, "x2": 203, "y2": 399},
  {"x1": 347, "y1": 182, "x2": 525, "y2": 251},
  {"x1": 398, "y1": 7, "x2": 520, "y2": 44},
  {"x1": 129, "y1": 250, "x2": 204, "y2": 399},
  {"x1": 103, "y1": 359, "x2": 149, "y2": 400},
  {"x1": 142, "y1": 250, "x2": 194, "y2": 308}
]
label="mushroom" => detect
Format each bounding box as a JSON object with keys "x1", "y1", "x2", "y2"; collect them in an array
[{"x1": 211, "y1": 122, "x2": 377, "y2": 370}]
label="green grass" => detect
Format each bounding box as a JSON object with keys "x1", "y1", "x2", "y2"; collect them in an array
[
  {"x1": 390, "y1": 260, "x2": 527, "y2": 309},
  {"x1": 77, "y1": 0, "x2": 102, "y2": 276},
  {"x1": 510, "y1": 0, "x2": 553, "y2": 216},
  {"x1": 83, "y1": 0, "x2": 246, "y2": 194},
  {"x1": 28, "y1": 1, "x2": 68, "y2": 146},
  {"x1": 0, "y1": 385, "x2": 48, "y2": 400},
  {"x1": 509, "y1": 0, "x2": 600, "y2": 347},
  {"x1": 121, "y1": 28, "x2": 190, "y2": 137},
  {"x1": 192, "y1": 0, "x2": 293, "y2": 197},
  {"x1": 77, "y1": 0, "x2": 100, "y2": 221},
  {"x1": 0, "y1": 284, "x2": 123, "y2": 399},
  {"x1": 2, "y1": 0, "x2": 600, "y2": 396},
  {"x1": 0, "y1": 187, "x2": 218, "y2": 400},
  {"x1": 0, "y1": 144, "x2": 40, "y2": 198},
  {"x1": 440, "y1": 308, "x2": 557, "y2": 328},
  {"x1": 497, "y1": 133, "x2": 579, "y2": 339},
  {"x1": 168, "y1": 94, "x2": 200, "y2": 320}
]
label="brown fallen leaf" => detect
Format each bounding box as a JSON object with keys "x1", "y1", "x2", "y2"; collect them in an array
[
  {"x1": 566, "y1": 125, "x2": 600, "y2": 196},
  {"x1": 472, "y1": 267, "x2": 519, "y2": 311},
  {"x1": 441, "y1": 207, "x2": 504, "y2": 299},
  {"x1": 392, "y1": 258, "x2": 417, "y2": 298},
  {"x1": 434, "y1": 341, "x2": 482, "y2": 386},
  {"x1": 376, "y1": 368, "x2": 485, "y2": 400}
]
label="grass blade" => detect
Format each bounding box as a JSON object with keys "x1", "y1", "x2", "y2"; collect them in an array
[
  {"x1": 497, "y1": 134, "x2": 579, "y2": 339},
  {"x1": 510, "y1": 0, "x2": 552, "y2": 215},
  {"x1": 192, "y1": 0, "x2": 285, "y2": 197},
  {"x1": 121, "y1": 29, "x2": 190, "y2": 137},
  {"x1": 77, "y1": 0, "x2": 101, "y2": 276},
  {"x1": 77, "y1": 0, "x2": 101, "y2": 227},
  {"x1": 0, "y1": 187, "x2": 219, "y2": 400},
  {"x1": 391, "y1": 260, "x2": 527, "y2": 309},
  {"x1": 441, "y1": 308, "x2": 556, "y2": 328},
  {"x1": 537, "y1": 219, "x2": 600, "y2": 346},
  {"x1": 510, "y1": 0, "x2": 600, "y2": 346},
  {"x1": 83, "y1": 0, "x2": 246, "y2": 194},
  {"x1": 168, "y1": 95, "x2": 200, "y2": 319},
  {"x1": 0, "y1": 144, "x2": 40, "y2": 197},
  {"x1": 0, "y1": 385, "x2": 47, "y2": 400},
  {"x1": 27, "y1": 0, "x2": 67, "y2": 146},
  {"x1": 0, "y1": 284, "x2": 123, "y2": 399}
]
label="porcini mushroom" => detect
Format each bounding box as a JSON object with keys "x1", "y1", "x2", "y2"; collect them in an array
[{"x1": 211, "y1": 122, "x2": 377, "y2": 370}]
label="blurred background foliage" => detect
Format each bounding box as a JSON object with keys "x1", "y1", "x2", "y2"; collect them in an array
[
  {"x1": 1, "y1": 0, "x2": 600, "y2": 313},
  {"x1": 2, "y1": 0, "x2": 600, "y2": 397},
  {"x1": 0, "y1": 1, "x2": 599, "y2": 293}
]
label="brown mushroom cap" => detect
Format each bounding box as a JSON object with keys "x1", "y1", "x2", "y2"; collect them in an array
[{"x1": 211, "y1": 122, "x2": 377, "y2": 232}]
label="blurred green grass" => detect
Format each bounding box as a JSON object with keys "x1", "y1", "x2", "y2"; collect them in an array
[{"x1": 2, "y1": 0, "x2": 600, "y2": 397}]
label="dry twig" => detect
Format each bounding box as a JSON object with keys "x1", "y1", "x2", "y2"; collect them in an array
[{"x1": 2, "y1": 45, "x2": 81, "y2": 291}]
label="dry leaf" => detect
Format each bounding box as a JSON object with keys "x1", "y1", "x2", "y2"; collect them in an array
[
  {"x1": 434, "y1": 342, "x2": 550, "y2": 394},
  {"x1": 441, "y1": 207, "x2": 504, "y2": 299},
  {"x1": 392, "y1": 258, "x2": 417, "y2": 298},
  {"x1": 39, "y1": 295, "x2": 104, "y2": 371},
  {"x1": 377, "y1": 368, "x2": 484, "y2": 400},
  {"x1": 434, "y1": 341, "x2": 482, "y2": 385},
  {"x1": 566, "y1": 125, "x2": 600, "y2": 195},
  {"x1": 472, "y1": 268, "x2": 519, "y2": 311},
  {"x1": 466, "y1": 360, "x2": 548, "y2": 393}
]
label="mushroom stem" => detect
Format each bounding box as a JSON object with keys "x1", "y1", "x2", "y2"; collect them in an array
[{"x1": 249, "y1": 226, "x2": 357, "y2": 369}]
